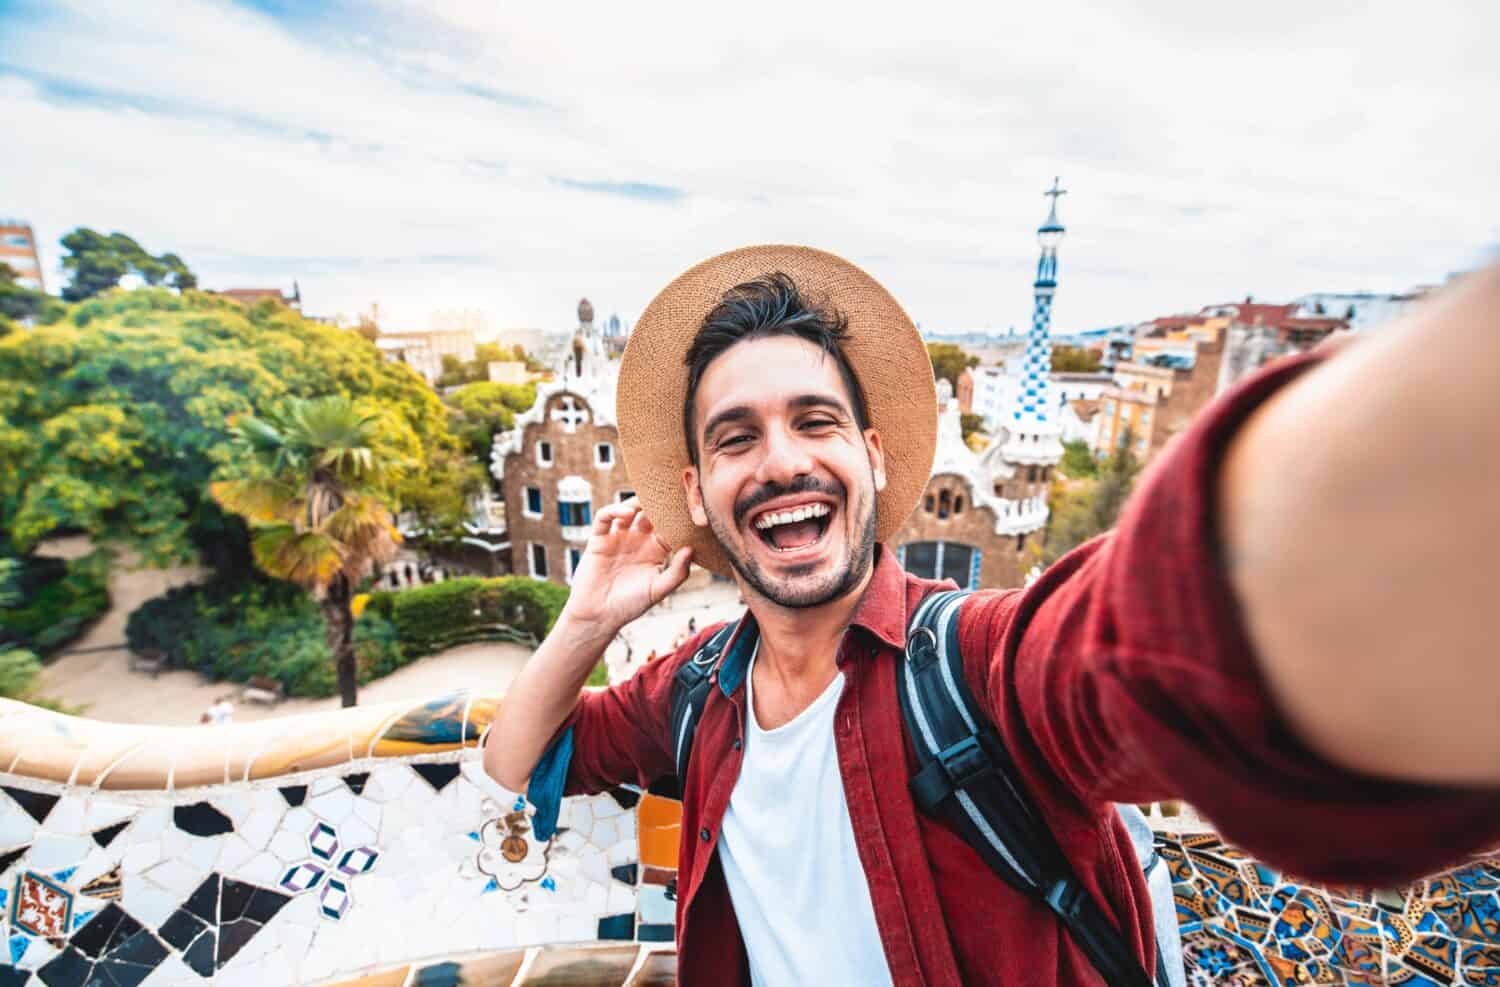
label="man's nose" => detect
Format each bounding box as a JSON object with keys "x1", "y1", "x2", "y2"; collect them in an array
[{"x1": 756, "y1": 423, "x2": 815, "y2": 487}]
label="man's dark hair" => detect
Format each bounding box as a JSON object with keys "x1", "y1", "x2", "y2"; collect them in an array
[{"x1": 683, "y1": 272, "x2": 870, "y2": 466}]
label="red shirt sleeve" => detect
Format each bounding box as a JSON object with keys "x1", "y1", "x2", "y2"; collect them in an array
[
  {"x1": 966, "y1": 352, "x2": 1500, "y2": 886},
  {"x1": 559, "y1": 626, "x2": 723, "y2": 796}
]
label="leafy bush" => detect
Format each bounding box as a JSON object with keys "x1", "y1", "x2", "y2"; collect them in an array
[
  {"x1": 0, "y1": 550, "x2": 111, "y2": 656},
  {"x1": 0, "y1": 646, "x2": 42, "y2": 699},
  {"x1": 126, "y1": 576, "x2": 407, "y2": 699},
  {"x1": 386, "y1": 575, "x2": 568, "y2": 657}
]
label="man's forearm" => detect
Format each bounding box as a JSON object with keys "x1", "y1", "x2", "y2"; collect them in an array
[
  {"x1": 1219, "y1": 262, "x2": 1500, "y2": 785},
  {"x1": 482, "y1": 613, "x2": 616, "y2": 792}
]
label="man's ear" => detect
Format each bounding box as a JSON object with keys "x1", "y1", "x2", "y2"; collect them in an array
[
  {"x1": 683, "y1": 464, "x2": 709, "y2": 526},
  {"x1": 864, "y1": 428, "x2": 888, "y2": 492}
]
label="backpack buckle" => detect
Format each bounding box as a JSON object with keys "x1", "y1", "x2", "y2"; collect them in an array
[
  {"x1": 935, "y1": 735, "x2": 993, "y2": 789},
  {"x1": 905, "y1": 625, "x2": 939, "y2": 668},
  {"x1": 1042, "y1": 877, "x2": 1085, "y2": 922}
]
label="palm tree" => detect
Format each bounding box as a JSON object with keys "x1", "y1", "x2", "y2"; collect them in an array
[{"x1": 211, "y1": 396, "x2": 402, "y2": 707}]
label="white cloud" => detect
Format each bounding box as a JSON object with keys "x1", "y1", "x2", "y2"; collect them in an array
[{"x1": 1, "y1": 0, "x2": 1495, "y2": 332}]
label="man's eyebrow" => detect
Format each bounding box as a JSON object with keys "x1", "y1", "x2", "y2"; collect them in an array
[
  {"x1": 789, "y1": 393, "x2": 851, "y2": 416},
  {"x1": 702, "y1": 405, "x2": 754, "y2": 445}
]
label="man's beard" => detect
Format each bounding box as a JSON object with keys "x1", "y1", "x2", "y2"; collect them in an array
[{"x1": 704, "y1": 473, "x2": 878, "y2": 610}]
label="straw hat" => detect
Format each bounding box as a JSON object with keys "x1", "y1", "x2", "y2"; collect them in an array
[{"x1": 617, "y1": 245, "x2": 938, "y2": 576}]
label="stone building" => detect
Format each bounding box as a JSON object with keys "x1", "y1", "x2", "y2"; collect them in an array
[
  {"x1": 491, "y1": 299, "x2": 631, "y2": 586},
  {"x1": 891, "y1": 381, "x2": 1050, "y2": 590}
]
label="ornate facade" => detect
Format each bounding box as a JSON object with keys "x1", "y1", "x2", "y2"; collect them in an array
[{"x1": 491, "y1": 300, "x2": 631, "y2": 586}]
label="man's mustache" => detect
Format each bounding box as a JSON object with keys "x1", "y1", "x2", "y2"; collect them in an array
[{"x1": 734, "y1": 475, "x2": 845, "y2": 529}]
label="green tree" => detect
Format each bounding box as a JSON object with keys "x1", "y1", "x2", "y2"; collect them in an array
[
  {"x1": 959, "y1": 413, "x2": 988, "y2": 442},
  {"x1": 445, "y1": 380, "x2": 537, "y2": 459},
  {"x1": 0, "y1": 559, "x2": 43, "y2": 702},
  {"x1": 1040, "y1": 431, "x2": 1141, "y2": 566},
  {"x1": 59, "y1": 228, "x2": 198, "y2": 302},
  {"x1": 212, "y1": 396, "x2": 403, "y2": 707},
  {"x1": 0, "y1": 263, "x2": 54, "y2": 326},
  {"x1": 927, "y1": 342, "x2": 978, "y2": 388},
  {"x1": 393, "y1": 446, "x2": 486, "y2": 550},
  {"x1": 1059, "y1": 439, "x2": 1099, "y2": 479},
  {"x1": 1050, "y1": 345, "x2": 1102, "y2": 373},
  {"x1": 0, "y1": 288, "x2": 462, "y2": 567}
]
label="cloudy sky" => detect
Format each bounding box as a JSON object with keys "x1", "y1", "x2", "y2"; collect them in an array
[{"x1": 3, "y1": 0, "x2": 1496, "y2": 334}]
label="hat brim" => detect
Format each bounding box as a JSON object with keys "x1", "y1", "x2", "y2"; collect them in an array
[{"x1": 617, "y1": 245, "x2": 937, "y2": 577}]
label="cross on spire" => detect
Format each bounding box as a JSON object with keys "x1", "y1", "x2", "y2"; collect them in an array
[
  {"x1": 551, "y1": 396, "x2": 588, "y2": 433},
  {"x1": 1044, "y1": 176, "x2": 1067, "y2": 204}
]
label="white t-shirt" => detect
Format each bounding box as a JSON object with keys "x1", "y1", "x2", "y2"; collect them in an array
[{"x1": 718, "y1": 647, "x2": 894, "y2": 987}]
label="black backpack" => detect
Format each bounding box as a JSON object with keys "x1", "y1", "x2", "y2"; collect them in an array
[{"x1": 667, "y1": 589, "x2": 1183, "y2": 987}]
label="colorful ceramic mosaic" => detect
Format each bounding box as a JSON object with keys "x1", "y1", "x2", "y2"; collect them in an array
[
  {"x1": 2, "y1": 693, "x2": 1499, "y2": 985},
  {"x1": 1160, "y1": 831, "x2": 1500, "y2": 985}
]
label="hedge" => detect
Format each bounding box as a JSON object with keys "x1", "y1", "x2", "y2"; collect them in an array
[
  {"x1": 0, "y1": 550, "x2": 111, "y2": 657},
  {"x1": 126, "y1": 576, "x2": 407, "y2": 699},
  {"x1": 369, "y1": 575, "x2": 568, "y2": 658}
]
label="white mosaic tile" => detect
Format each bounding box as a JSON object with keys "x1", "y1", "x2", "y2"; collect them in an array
[
  {"x1": 121, "y1": 837, "x2": 162, "y2": 874},
  {"x1": 233, "y1": 850, "x2": 283, "y2": 887},
  {"x1": 15, "y1": 934, "x2": 58, "y2": 970},
  {"x1": 43, "y1": 793, "x2": 87, "y2": 835},
  {"x1": 120, "y1": 875, "x2": 179, "y2": 928},
  {"x1": 27, "y1": 832, "x2": 91, "y2": 871},
  {"x1": 0, "y1": 806, "x2": 36, "y2": 846},
  {"x1": 308, "y1": 779, "x2": 355, "y2": 825},
  {"x1": 130, "y1": 805, "x2": 171, "y2": 842},
  {"x1": 83, "y1": 797, "x2": 136, "y2": 830},
  {"x1": 362, "y1": 762, "x2": 414, "y2": 803},
  {"x1": 142, "y1": 853, "x2": 205, "y2": 896},
  {"x1": 216, "y1": 833, "x2": 257, "y2": 874}
]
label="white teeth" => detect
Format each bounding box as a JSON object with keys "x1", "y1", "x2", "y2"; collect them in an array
[{"x1": 753, "y1": 503, "x2": 831, "y2": 530}]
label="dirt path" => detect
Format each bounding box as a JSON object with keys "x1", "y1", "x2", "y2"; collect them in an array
[{"x1": 35, "y1": 579, "x2": 745, "y2": 726}]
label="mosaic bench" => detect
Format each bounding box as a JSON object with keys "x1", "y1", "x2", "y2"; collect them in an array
[{"x1": 0, "y1": 693, "x2": 1495, "y2": 985}]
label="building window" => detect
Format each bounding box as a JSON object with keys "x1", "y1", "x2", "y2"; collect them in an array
[
  {"x1": 529, "y1": 542, "x2": 548, "y2": 579},
  {"x1": 524, "y1": 486, "x2": 543, "y2": 518},
  {"x1": 924, "y1": 494, "x2": 935, "y2": 514},
  {"x1": 567, "y1": 547, "x2": 583, "y2": 582},
  {"x1": 595, "y1": 443, "x2": 614, "y2": 468},
  {"x1": 937, "y1": 490, "x2": 951, "y2": 519},
  {"x1": 617, "y1": 489, "x2": 635, "y2": 503},
  {"x1": 559, "y1": 500, "x2": 592, "y2": 527},
  {"x1": 536, "y1": 440, "x2": 553, "y2": 467},
  {"x1": 1015, "y1": 534, "x2": 1025, "y2": 552},
  {"x1": 900, "y1": 541, "x2": 978, "y2": 590},
  {"x1": 954, "y1": 495, "x2": 964, "y2": 515},
  {"x1": 3, "y1": 234, "x2": 29, "y2": 248}
]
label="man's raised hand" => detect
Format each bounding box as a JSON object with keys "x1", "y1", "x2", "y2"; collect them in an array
[{"x1": 560, "y1": 498, "x2": 693, "y2": 640}]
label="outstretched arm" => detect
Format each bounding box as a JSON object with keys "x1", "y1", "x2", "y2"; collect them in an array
[
  {"x1": 1219, "y1": 262, "x2": 1500, "y2": 784},
  {"x1": 483, "y1": 499, "x2": 691, "y2": 791}
]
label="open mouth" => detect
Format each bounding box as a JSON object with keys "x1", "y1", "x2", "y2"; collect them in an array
[{"x1": 750, "y1": 501, "x2": 834, "y2": 553}]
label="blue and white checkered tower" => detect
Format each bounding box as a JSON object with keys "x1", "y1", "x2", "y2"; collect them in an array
[{"x1": 999, "y1": 178, "x2": 1068, "y2": 466}]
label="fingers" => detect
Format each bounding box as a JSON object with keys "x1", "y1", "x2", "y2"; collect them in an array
[
  {"x1": 650, "y1": 546, "x2": 694, "y2": 604},
  {"x1": 592, "y1": 499, "x2": 639, "y2": 536}
]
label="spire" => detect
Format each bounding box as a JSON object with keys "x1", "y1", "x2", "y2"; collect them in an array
[{"x1": 999, "y1": 179, "x2": 1068, "y2": 466}]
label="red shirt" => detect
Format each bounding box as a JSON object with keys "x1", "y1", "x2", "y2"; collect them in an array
[{"x1": 534, "y1": 354, "x2": 1500, "y2": 985}]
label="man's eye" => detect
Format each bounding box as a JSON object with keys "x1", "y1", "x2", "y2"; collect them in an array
[
  {"x1": 720, "y1": 434, "x2": 752, "y2": 448},
  {"x1": 802, "y1": 418, "x2": 837, "y2": 430}
]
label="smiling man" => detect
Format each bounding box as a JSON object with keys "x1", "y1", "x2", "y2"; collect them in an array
[{"x1": 484, "y1": 246, "x2": 1500, "y2": 986}]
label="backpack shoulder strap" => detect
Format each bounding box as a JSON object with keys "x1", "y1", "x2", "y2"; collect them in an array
[
  {"x1": 899, "y1": 588, "x2": 1163, "y2": 987},
  {"x1": 668, "y1": 618, "x2": 740, "y2": 781}
]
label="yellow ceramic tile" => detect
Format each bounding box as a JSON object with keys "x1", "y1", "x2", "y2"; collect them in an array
[
  {"x1": 523, "y1": 944, "x2": 640, "y2": 985},
  {"x1": 625, "y1": 951, "x2": 678, "y2": 987},
  {"x1": 246, "y1": 714, "x2": 355, "y2": 780},
  {"x1": 316, "y1": 964, "x2": 411, "y2": 986}
]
